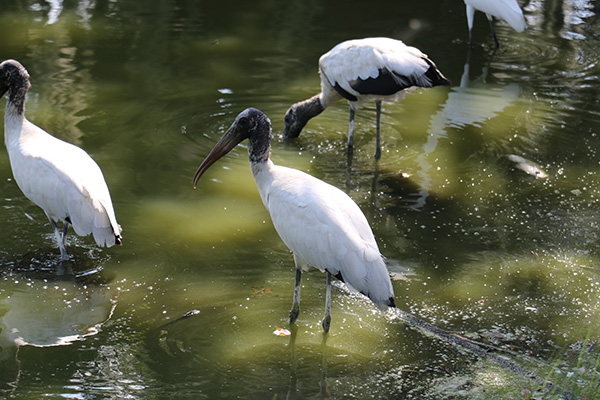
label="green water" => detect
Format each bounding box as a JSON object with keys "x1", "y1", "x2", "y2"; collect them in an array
[{"x1": 1, "y1": 0, "x2": 600, "y2": 398}]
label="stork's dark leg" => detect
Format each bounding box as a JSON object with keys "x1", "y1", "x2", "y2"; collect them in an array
[
  {"x1": 322, "y1": 271, "x2": 332, "y2": 333},
  {"x1": 466, "y1": 4, "x2": 475, "y2": 48},
  {"x1": 290, "y1": 259, "x2": 302, "y2": 325},
  {"x1": 61, "y1": 220, "x2": 69, "y2": 249},
  {"x1": 49, "y1": 217, "x2": 68, "y2": 260},
  {"x1": 347, "y1": 105, "x2": 355, "y2": 156},
  {"x1": 488, "y1": 17, "x2": 500, "y2": 49},
  {"x1": 345, "y1": 151, "x2": 353, "y2": 187},
  {"x1": 374, "y1": 100, "x2": 382, "y2": 159}
]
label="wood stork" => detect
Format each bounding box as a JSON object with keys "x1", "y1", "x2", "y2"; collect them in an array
[
  {"x1": 464, "y1": 0, "x2": 526, "y2": 48},
  {"x1": 193, "y1": 108, "x2": 395, "y2": 333},
  {"x1": 283, "y1": 37, "x2": 450, "y2": 159},
  {"x1": 0, "y1": 59, "x2": 122, "y2": 260}
]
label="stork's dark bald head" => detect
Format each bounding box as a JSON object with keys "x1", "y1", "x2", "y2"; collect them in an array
[
  {"x1": 0, "y1": 59, "x2": 31, "y2": 112},
  {"x1": 193, "y1": 108, "x2": 273, "y2": 187}
]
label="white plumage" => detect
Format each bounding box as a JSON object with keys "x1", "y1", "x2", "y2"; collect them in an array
[
  {"x1": 254, "y1": 164, "x2": 393, "y2": 305},
  {"x1": 194, "y1": 108, "x2": 395, "y2": 333},
  {"x1": 1, "y1": 59, "x2": 122, "y2": 259},
  {"x1": 284, "y1": 37, "x2": 450, "y2": 159},
  {"x1": 464, "y1": 0, "x2": 526, "y2": 48},
  {"x1": 320, "y1": 38, "x2": 438, "y2": 105}
]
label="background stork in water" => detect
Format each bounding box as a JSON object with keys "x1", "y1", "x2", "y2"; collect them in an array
[
  {"x1": 0, "y1": 59, "x2": 122, "y2": 260},
  {"x1": 194, "y1": 108, "x2": 395, "y2": 333},
  {"x1": 283, "y1": 37, "x2": 450, "y2": 159},
  {"x1": 464, "y1": 0, "x2": 526, "y2": 48}
]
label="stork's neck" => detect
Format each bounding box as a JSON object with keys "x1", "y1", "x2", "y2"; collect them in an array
[
  {"x1": 4, "y1": 96, "x2": 26, "y2": 149},
  {"x1": 298, "y1": 94, "x2": 325, "y2": 119},
  {"x1": 250, "y1": 158, "x2": 276, "y2": 210},
  {"x1": 247, "y1": 117, "x2": 276, "y2": 209},
  {"x1": 250, "y1": 157, "x2": 275, "y2": 178},
  {"x1": 2, "y1": 68, "x2": 29, "y2": 146},
  {"x1": 247, "y1": 118, "x2": 272, "y2": 164},
  {"x1": 5, "y1": 74, "x2": 29, "y2": 116},
  {"x1": 5, "y1": 98, "x2": 25, "y2": 118}
]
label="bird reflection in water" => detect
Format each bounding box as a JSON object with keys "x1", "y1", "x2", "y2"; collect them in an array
[{"x1": 0, "y1": 252, "x2": 117, "y2": 394}]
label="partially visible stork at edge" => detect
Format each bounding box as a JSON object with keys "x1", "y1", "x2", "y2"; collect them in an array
[
  {"x1": 0, "y1": 59, "x2": 122, "y2": 260},
  {"x1": 464, "y1": 0, "x2": 526, "y2": 48}
]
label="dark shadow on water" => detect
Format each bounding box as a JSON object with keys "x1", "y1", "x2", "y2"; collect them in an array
[
  {"x1": 143, "y1": 312, "x2": 340, "y2": 399},
  {"x1": 288, "y1": 327, "x2": 329, "y2": 398},
  {"x1": 319, "y1": 333, "x2": 329, "y2": 397},
  {"x1": 287, "y1": 324, "x2": 299, "y2": 400},
  {"x1": 0, "y1": 247, "x2": 114, "y2": 285},
  {"x1": 286, "y1": 326, "x2": 331, "y2": 399},
  {"x1": 376, "y1": 167, "x2": 453, "y2": 211}
]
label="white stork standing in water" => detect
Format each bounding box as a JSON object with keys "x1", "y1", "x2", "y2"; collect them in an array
[
  {"x1": 464, "y1": 0, "x2": 526, "y2": 48},
  {"x1": 283, "y1": 37, "x2": 450, "y2": 159},
  {"x1": 193, "y1": 108, "x2": 395, "y2": 333},
  {"x1": 0, "y1": 59, "x2": 122, "y2": 260}
]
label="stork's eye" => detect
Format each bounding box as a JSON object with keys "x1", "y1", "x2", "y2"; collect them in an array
[
  {"x1": 284, "y1": 110, "x2": 295, "y2": 125},
  {"x1": 238, "y1": 116, "x2": 251, "y2": 130}
]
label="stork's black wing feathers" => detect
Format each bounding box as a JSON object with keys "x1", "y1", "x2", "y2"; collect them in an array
[{"x1": 333, "y1": 63, "x2": 450, "y2": 102}]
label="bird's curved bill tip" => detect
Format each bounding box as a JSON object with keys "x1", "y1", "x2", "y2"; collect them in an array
[
  {"x1": 192, "y1": 143, "x2": 224, "y2": 188},
  {"x1": 192, "y1": 165, "x2": 208, "y2": 188},
  {"x1": 192, "y1": 127, "x2": 242, "y2": 189},
  {"x1": 193, "y1": 150, "x2": 224, "y2": 187}
]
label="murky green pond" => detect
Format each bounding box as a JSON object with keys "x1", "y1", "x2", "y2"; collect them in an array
[{"x1": 1, "y1": 0, "x2": 600, "y2": 398}]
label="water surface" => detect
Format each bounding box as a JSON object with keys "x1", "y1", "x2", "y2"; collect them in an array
[{"x1": 1, "y1": 0, "x2": 600, "y2": 398}]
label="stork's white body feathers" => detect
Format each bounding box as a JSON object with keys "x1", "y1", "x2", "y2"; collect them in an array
[
  {"x1": 318, "y1": 37, "x2": 438, "y2": 109},
  {"x1": 465, "y1": 0, "x2": 526, "y2": 33},
  {"x1": 4, "y1": 108, "x2": 121, "y2": 248},
  {"x1": 251, "y1": 159, "x2": 394, "y2": 306}
]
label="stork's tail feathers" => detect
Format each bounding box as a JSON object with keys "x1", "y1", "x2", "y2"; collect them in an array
[
  {"x1": 85, "y1": 205, "x2": 122, "y2": 248},
  {"x1": 92, "y1": 203, "x2": 122, "y2": 248},
  {"x1": 387, "y1": 297, "x2": 396, "y2": 308},
  {"x1": 91, "y1": 224, "x2": 122, "y2": 248},
  {"x1": 375, "y1": 296, "x2": 396, "y2": 311},
  {"x1": 423, "y1": 58, "x2": 451, "y2": 87},
  {"x1": 114, "y1": 224, "x2": 123, "y2": 246}
]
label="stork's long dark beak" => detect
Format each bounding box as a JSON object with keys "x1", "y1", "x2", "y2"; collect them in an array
[{"x1": 192, "y1": 124, "x2": 245, "y2": 188}]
